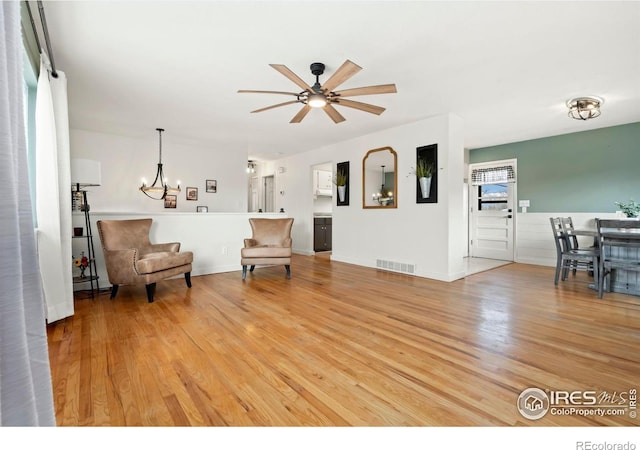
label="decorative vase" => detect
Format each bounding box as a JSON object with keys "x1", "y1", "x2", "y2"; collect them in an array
[
  {"x1": 419, "y1": 176, "x2": 432, "y2": 198},
  {"x1": 337, "y1": 185, "x2": 346, "y2": 203}
]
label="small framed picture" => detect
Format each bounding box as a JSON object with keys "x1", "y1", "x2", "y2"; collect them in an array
[
  {"x1": 186, "y1": 187, "x2": 198, "y2": 200},
  {"x1": 164, "y1": 195, "x2": 177, "y2": 209},
  {"x1": 206, "y1": 179, "x2": 217, "y2": 193},
  {"x1": 196, "y1": 206, "x2": 208, "y2": 213}
]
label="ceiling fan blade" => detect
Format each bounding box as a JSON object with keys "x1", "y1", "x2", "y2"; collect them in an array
[
  {"x1": 290, "y1": 105, "x2": 312, "y2": 123},
  {"x1": 333, "y1": 98, "x2": 386, "y2": 115},
  {"x1": 323, "y1": 104, "x2": 346, "y2": 123},
  {"x1": 251, "y1": 100, "x2": 300, "y2": 113},
  {"x1": 321, "y1": 60, "x2": 362, "y2": 92},
  {"x1": 333, "y1": 84, "x2": 397, "y2": 97},
  {"x1": 269, "y1": 64, "x2": 313, "y2": 91},
  {"x1": 238, "y1": 89, "x2": 300, "y2": 96}
]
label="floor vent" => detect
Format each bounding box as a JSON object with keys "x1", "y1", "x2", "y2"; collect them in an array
[{"x1": 376, "y1": 259, "x2": 416, "y2": 274}]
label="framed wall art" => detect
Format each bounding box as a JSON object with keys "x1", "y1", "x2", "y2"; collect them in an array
[
  {"x1": 186, "y1": 187, "x2": 198, "y2": 200},
  {"x1": 196, "y1": 206, "x2": 208, "y2": 213},
  {"x1": 164, "y1": 195, "x2": 177, "y2": 209},
  {"x1": 206, "y1": 179, "x2": 217, "y2": 193}
]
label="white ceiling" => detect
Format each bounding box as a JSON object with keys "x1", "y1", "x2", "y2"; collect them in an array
[{"x1": 37, "y1": 1, "x2": 640, "y2": 161}]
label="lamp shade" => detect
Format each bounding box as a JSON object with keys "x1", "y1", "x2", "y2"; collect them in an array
[{"x1": 71, "y1": 159, "x2": 101, "y2": 187}]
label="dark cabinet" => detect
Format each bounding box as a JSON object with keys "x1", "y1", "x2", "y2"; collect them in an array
[{"x1": 314, "y1": 217, "x2": 332, "y2": 252}]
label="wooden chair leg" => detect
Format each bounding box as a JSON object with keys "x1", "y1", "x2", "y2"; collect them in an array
[
  {"x1": 285, "y1": 264, "x2": 291, "y2": 279},
  {"x1": 185, "y1": 272, "x2": 192, "y2": 288},
  {"x1": 250, "y1": 265, "x2": 255, "y2": 272},
  {"x1": 110, "y1": 284, "x2": 119, "y2": 299},
  {"x1": 146, "y1": 283, "x2": 156, "y2": 303},
  {"x1": 242, "y1": 265, "x2": 247, "y2": 280}
]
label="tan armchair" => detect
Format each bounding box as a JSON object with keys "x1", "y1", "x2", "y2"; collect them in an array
[
  {"x1": 97, "y1": 218, "x2": 193, "y2": 303},
  {"x1": 241, "y1": 218, "x2": 294, "y2": 280}
]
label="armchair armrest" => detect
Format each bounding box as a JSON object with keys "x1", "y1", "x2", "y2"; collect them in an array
[
  {"x1": 244, "y1": 238, "x2": 257, "y2": 248},
  {"x1": 103, "y1": 248, "x2": 141, "y2": 283},
  {"x1": 148, "y1": 242, "x2": 181, "y2": 253}
]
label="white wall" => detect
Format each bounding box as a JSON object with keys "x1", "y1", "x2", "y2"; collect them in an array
[
  {"x1": 70, "y1": 129, "x2": 248, "y2": 213},
  {"x1": 272, "y1": 114, "x2": 467, "y2": 282}
]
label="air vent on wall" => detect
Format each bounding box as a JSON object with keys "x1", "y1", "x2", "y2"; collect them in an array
[{"x1": 376, "y1": 259, "x2": 416, "y2": 274}]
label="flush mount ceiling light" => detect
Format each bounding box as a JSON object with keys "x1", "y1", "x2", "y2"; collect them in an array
[
  {"x1": 140, "y1": 128, "x2": 181, "y2": 200},
  {"x1": 566, "y1": 96, "x2": 603, "y2": 121}
]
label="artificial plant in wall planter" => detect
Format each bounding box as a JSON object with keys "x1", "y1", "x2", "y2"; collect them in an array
[
  {"x1": 411, "y1": 158, "x2": 435, "y2": 199},
  {"x1": 334, "y1": 161, "x2": 350, "y2": 206},
  {"x1": 334, "y1": 170, "x2": 347, "y2": 202}
]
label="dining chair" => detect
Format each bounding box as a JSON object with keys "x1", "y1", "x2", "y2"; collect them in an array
[
  {"x1": 595, "y1": 218, "x2": 640, "y2": 299},
  {"x1": 560, "y1": 217, "x2": 580, "y2": 251},
  {"x1": 550, "y1": 217, "x2": 599, "y2": 285}
]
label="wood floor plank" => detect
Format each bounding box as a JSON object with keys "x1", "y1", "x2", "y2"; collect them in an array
[{"x1": 48, "y1": 255, "x2": 640, "y2": 426}]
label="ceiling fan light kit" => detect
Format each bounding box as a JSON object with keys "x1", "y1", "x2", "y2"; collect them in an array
[{"x1": 238, "y1": 60, "x2": 397, "y2": 123}]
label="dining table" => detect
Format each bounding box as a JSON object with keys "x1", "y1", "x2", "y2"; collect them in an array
[{"x1": 567, "y1": 221, "x2": 640, "y2": 297}]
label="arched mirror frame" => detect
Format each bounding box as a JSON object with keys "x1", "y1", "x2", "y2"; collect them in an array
[{"x1": 362, "y1": 146, "x2": 398, "y2": 209}]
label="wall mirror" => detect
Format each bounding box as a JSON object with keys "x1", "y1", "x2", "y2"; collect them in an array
[{"x1": 362, "y1": 146, "x2": 397, "y2": 209}]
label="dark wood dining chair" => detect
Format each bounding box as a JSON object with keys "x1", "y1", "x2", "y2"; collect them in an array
[{"x1": 550, "y1": 217, "x2": 599, "y2": 285}]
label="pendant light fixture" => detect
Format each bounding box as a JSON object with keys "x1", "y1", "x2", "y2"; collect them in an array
[
  {"x1": 140, "y1": 128, "x2": 181, "y2": 200},
  {"x1": 373, "y1": 165, "x2": 394, "y2": 206}
]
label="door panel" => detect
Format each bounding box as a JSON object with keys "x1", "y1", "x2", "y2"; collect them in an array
[{"x1": 469, "y1": 176, "x2": 515, "y2": 261}]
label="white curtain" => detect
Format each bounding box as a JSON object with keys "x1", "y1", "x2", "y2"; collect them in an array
[
  {"x1": 35, "y1": 51, "x2": 73, "y2": 322},
  {"x1": 0, "y1": 1, "x2": 55, "y2": 426}
]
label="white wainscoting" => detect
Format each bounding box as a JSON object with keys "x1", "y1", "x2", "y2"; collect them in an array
[
  {"x1": 72, "y1": 212, "x2": 287, "y2": 289},
  {"x1": 514, "y1": 212, "x2": 621, "y2": 267}
]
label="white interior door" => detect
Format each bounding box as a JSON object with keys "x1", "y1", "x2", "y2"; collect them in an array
[
  {"x1": 263, "y1": 175, "x2": 275, "y2": 212},
  {"x1": 469, "y1": 162, "x2": 516, "y2": 261},
  {"x1": 248, "y1": 176, "x2": 258, "y2": 212}
]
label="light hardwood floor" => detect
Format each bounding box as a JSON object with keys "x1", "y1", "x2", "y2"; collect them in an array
[{"x1": 47, "y1": 255, "x2": 640, "y2": 426}]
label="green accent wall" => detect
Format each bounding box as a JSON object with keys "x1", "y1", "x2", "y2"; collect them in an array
[{"x1": 469, "y1": 122, "x2": 640, "y2": 213}]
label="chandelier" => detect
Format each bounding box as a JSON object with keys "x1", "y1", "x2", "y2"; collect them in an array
[
  {"x1": 140, "y1": 128, "x2": 181, "y2": 200},
  {"x1": 372, "y1": 165, "x2": 394, "y2": 206},
  {"x1": 566, "y1": 96, "x2": 603, "y2": 121}
]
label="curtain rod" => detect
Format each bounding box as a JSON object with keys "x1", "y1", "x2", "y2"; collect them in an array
[
  {"x1": 25, "y1": 1, "x2": 58, "y2": 78},
  {"x1": 24, "y1": 1, "x2": 42, "y2": 54}
]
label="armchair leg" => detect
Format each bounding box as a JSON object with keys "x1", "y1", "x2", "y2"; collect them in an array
[
  {"x1": 285, "y1": 264, "x2": 291, "y2": 279},
  {"x1": 185, "y1": 272, "x2": 192, "y2": 288},
  {"x1": 242, "y1": 265, "x2": 247, "y2": 280},
  {"x1": 110, "y1": 284, "x2": 119, "y2": 299},
  {"x1": 250, "y1": 265, "x2": 255, "y2": 272},
  {"x1": 146, "y1": 283, "x2": 156, "y2": 303}
]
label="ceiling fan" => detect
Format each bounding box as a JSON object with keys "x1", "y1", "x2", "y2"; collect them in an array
[{"x1": 238, "y1": 60, "x2": 397, "y2": 124}]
